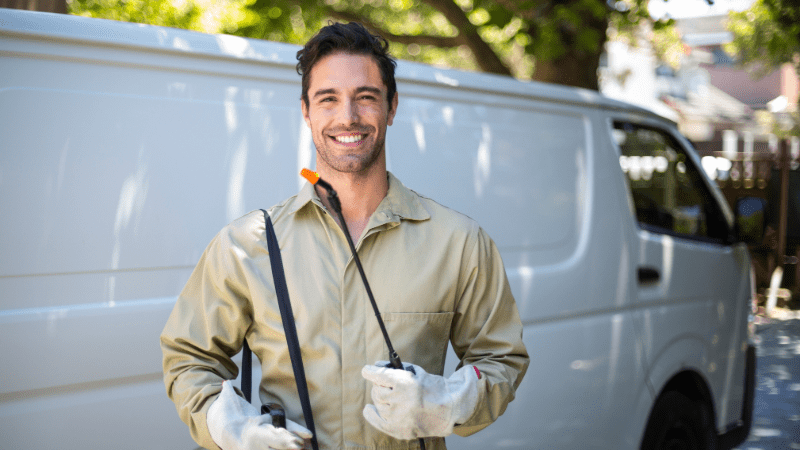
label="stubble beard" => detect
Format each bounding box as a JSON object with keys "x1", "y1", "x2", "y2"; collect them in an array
[{"x1": 314, "y1": 126, "x2": 385, "y2": 174}]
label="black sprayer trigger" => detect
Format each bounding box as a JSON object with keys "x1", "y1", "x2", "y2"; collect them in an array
[{"x1": 385, "y1": 352, "x2": 416, "y2": 375}]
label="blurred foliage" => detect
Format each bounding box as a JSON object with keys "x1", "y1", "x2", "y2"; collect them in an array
[
  {"x1": 227, "y1": 0, "x2": 529, "y2": 79},
  {"x1": 67, "y1": 0, "x2": 203, "y2": 29},
  {"x1": 726, "y1": 0, "x2": 800, "y2": 79},
  {"x1": 67, "y1": 0, "x2": 684, "y2": 91},
  {"x1": 768, "y1": 110, "x2": 800, "y2": 139},
  {"x1": 778, "y1": 112, "x2": 800, "y2": 139},
  {"x1": 726, "y1": 0, "x2": 800, "y2": 138},
  {"x1": 608, "y1": 0, "x2": 681, "y2": 67},
  {"x1": 649, "y1": 21, "x2": 683, "y2": 70}
]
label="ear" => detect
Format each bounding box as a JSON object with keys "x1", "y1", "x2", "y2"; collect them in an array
[
  {"x1": 301, "y1": 99, "x2": 311, "y2": 129},
  {"x1": 387, "y1": 91, "x2": 398, "y2": 127}
]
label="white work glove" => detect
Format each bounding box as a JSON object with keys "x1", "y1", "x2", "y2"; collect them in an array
[
  {"x1": 361, "y1": 361, "x2": 480, "y2": 440},
  {"x1": 207, "y1": 381, "x2": 312, "y2": 450}
]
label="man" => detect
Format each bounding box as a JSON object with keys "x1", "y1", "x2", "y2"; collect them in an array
[{"x1": 161, "y1": 22, "x2": 528, "y2": 450}]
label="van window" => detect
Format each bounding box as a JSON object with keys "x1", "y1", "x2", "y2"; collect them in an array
[{"x1": 613, "y1": 121, "x2": 728, "y2": 242}]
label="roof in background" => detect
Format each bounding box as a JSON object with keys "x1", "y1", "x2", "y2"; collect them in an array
[
  {"x1": 663, "y1": 83, "x2": 752, "y2": 121},
  {"x1": 675, "y1": 15, "x2": 733, "y2": 46}
]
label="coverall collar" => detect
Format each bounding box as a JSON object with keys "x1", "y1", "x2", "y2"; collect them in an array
[{"x1": 288, "y1": 171, "x2": 431, "y2": 224}]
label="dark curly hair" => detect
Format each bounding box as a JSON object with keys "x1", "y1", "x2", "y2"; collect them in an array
[{"x1": 296, "y1": 22, "x2": 397, "y2": 108}]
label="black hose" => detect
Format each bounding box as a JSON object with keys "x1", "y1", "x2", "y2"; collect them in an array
[{"x1": 323, "y1": 188, "x2": 426, "y2": 450}]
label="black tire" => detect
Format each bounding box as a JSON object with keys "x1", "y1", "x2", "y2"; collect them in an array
[{"x1": 640, "y1": 391, "x2": 718, "y2": 450}]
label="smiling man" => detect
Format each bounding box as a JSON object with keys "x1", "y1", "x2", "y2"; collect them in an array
[
  {"x1": 301, "y1": 49, "x2": 397, "y2": 242},
  {"x1": 161, "y1": 22, "x2": 529, "y2": 450}
]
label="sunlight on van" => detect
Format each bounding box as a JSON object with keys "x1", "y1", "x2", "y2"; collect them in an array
[
  {"x1": 215, "y1": 34, "x2": 255, "y2": 58},
  {"x1": 473, "y1": 124, "x2": 492, "y2": 198},
  {"x1": 412, "y1": 114, "x2": 426, "y2": 153},
  {"x1": 441, "y1": 106, "x2": 454, "y2": 127},
  {"x1": 172, "y1": 37, "x2": 191, "y2": 52},
  {"x1": 606, "y1": 314, "x2": 624, "y2": 389},
  {"x1": 661, "y1": 234, "x2": 674, "y2": 287},
  {"x1": 433, "y1": 72, "x2": 458, "y2": 87},
  {"x1": 112, "y1": 158, "x2": 149, "y2": 271},
  {"x1": 225, "y1": 87, "x2": 238, "y2": 132},
  {"x1": 514, "y1": 264, "x2": 534, "y2": 309},
  {"x1": 226, "y1": 140, "x2": 248, "y2": 223},
  {"x1": 297, "y1": 121, "x2": 314, "y2": 191}
]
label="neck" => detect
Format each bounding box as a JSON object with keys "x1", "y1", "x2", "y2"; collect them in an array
[{"x1": 315, "y1": 164, "x2": 388, "y2": 241}]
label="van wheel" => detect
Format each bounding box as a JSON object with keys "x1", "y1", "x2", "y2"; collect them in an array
[{"x1": 640, "y1": 391, "x2": 717, "y2": 450}]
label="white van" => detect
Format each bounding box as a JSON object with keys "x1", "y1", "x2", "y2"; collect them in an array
[{"x1": 0, "y1": 9, "x2": 756, "y2": 450}]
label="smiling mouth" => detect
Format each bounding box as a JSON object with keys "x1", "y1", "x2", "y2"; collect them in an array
[{"x1": 332, "y1": 133, "x2": 365, "y2": 144}]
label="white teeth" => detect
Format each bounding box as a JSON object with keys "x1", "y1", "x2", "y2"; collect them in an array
[{"x1": 334, "y1": 134, "x2": 363, "y2": 143}]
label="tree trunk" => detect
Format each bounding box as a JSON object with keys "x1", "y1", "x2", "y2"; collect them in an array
[
  {"x1": 530, "y1": 5, "x2": 609, "y2": 91},
  {"x1": 532, "y1": 46, "x2": 604, "y2": 90},
  {"x1": 0, "y1": 0, "x2": 67, "y2": 13}
]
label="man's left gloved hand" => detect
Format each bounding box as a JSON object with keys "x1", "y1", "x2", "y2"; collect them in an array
[{"x1": 361, "y1": 361, "x2": 480, "y2": 440}]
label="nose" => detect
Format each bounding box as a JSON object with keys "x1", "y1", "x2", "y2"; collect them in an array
[{"x1": 336, "y1": 98, "x2": 359, "y2": 126}]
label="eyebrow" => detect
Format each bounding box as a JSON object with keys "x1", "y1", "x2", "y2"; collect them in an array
[{"x1": 312, "y1": 86, "x2": 383, "y2": 99}]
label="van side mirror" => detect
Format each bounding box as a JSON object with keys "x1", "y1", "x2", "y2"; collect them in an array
[{"x1": 735, "y1": 197, "x2": 766, "y2": 244}]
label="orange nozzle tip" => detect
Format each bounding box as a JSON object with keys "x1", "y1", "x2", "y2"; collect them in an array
[{"x1": 300, "y1": 168, "x2": 320, "y2": 185}]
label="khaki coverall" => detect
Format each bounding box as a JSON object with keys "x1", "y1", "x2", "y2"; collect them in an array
[{"x1": 161, "y1": 172, "x2": 529, "y2": 449}]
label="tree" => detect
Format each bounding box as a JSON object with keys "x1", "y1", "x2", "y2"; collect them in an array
[
  {"x1": 68, "y1": 0, "x2": 679, "y2": 91},
  {"x1": 233, "y1": 0, "x2": 680, "y2": 91},
  {"x1": 726, "y1": 0, "x2": 800, "y2": 137}
]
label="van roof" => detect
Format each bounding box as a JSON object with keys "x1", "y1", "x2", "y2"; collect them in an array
[{"x1": 0, "y1": 8, "x2": 663, "y2": 121}]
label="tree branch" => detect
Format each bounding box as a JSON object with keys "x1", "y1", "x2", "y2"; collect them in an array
[
  {"x1": 324, "y1": 1, "x2": 512, "y2": 76},
  {"x1": 422, "y1": 0, "x2": 512, "y2": 75}
]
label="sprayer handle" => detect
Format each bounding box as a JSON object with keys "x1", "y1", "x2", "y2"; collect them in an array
[
  {"x1": 261, "y1": 403, "x2": 286, "y2": 429},
  {"x1": 385, "y1": 356, "x2": 416, "y2": 375}
]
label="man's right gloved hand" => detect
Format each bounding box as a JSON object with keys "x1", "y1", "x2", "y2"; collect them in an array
[{"x1": 207, "y1": 381, "x2": 312, "y2": 450}]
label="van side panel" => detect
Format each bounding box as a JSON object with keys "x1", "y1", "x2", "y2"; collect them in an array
[
  {"x1": 389, "y1": 92, "x2": 645, "y2": 447},
  {"x1": 387, "y1": 92, "x2": 582, "y2": 257},
  {"x1": 0, "y1": 18, "x2": 308, "y2": 448}
]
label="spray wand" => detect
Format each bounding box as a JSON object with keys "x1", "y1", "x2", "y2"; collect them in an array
[
  {"x1": 300, "y1": 168, "x2": 408, "y2": 371},
  {"x1": 301, "y1": 168, "x2": 427, "y2": 449}
]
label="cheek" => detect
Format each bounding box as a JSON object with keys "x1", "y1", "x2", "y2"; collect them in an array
[
  {"x1": 360, "y1": 106, "x2": 389, "y2": 125},
  {"x1": 309, "y1": 111, "x2": 335, "y2": 130}
]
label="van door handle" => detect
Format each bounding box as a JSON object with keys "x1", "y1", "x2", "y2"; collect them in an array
[{"x1": 638, "y1": 266, "x2": 660, "y2": 284}]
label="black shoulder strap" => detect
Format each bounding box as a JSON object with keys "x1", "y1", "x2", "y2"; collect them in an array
[
  {"x1": 241, "y1": 340, "x2": 252, "y2": 402},
  {"x1": 241, "y1": 209, "x2": 319, "y2": 450}
]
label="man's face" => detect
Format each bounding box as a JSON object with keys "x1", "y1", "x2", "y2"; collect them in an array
[{"x1": 302, "y1": 52, "x2": 398, "y2": 175}]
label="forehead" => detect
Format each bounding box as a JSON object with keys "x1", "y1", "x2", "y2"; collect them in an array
[{"x1": 308, "y1": 52, "x2": 385, "y2": 93}]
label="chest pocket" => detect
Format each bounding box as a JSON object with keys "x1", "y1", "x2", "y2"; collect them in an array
[{"x1": 379, "y1": 311, "x2": 455, "y2": 374}]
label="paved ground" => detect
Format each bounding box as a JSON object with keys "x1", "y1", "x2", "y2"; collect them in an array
[{"x1": 734, "y1": 313, "x2": 800, "y2": 450}]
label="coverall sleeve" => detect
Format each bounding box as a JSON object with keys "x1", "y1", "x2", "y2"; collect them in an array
[
  {"x1": 450, "y1": 225, "x2": 530, "y2": 437},
  {"x1": 160, "y1": 225, "x2": 254, "y2": 450}
]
